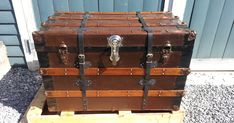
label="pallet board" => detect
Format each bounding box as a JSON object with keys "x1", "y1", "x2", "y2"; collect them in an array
[{"x1": 20, "y1": 85, "x2": 184, "y2": 123}]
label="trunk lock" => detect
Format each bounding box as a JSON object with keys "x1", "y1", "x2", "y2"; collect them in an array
[
  {"x1": 58, "y1": 41, "x2": 69, "y2": 65},
  {"x1": 107, "y1": 35, "x2": 123, "y2": 66}
]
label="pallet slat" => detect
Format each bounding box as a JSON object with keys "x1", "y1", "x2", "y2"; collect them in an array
[{"x1": 20, "y1": 85, "x2": 184, "y2": 123}]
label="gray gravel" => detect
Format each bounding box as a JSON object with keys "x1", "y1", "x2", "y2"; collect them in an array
[
  {"x1": 0, "y1": 68, "x2": 233, "y2": 123},
  {"x1": 0, "y1": 67, "x2": 41, "y2": 123},
  {"x1": 182, "y1": 72, "x2": 234, "y2": 123}
]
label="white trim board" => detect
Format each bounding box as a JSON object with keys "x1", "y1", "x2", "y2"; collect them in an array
[
  {"x1": 12, "y1": 0, "x2": 39, "y2": 71},
  {"x1": 190, "y1": 59, "x2": 234, "y2": 71}
]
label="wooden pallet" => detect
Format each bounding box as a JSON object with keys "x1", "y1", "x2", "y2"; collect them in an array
[{"x1": 20, "y1": 85, "x2": 184, "y2": 123}]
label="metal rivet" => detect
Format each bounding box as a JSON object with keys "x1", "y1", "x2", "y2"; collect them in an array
[{"x1": 64, "y1": 68, "x2": 68, "y2": 75}]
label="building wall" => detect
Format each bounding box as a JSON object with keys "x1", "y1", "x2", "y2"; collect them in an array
[
  {"x1": 33, "y1": 0, "x2": 163, "y2": 28},
  {"x1": 0, "y1": 0, "x2": 25, "y2": 65},
  {"x1": 183, "y1": 0, "x2": 234, "y2": 58}
]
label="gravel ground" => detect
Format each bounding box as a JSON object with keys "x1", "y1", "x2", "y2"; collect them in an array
[
  {"x1": 0, "y1": 67, "x2": 233, "y2": 123},
  {"x1": 0, "y1": 68, "x2": 41, "y2": 123}
]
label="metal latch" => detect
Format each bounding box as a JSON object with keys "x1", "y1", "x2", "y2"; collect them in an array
[
  {"x1": 161, "y1": 41, "x2": 172, "y2": 65},
  {"x1": 58, "y1": 41, "x2": 69, "y2": 65},
  {"x1": 107, "y1": 35, "x2": 123, "y2": 66}
]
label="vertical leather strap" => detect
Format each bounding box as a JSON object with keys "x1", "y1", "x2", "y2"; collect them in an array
[
  {"x1": 76, "y1": 12, "x2": 90, "y2": 111},
  {"x1": 136, "y1": 12, "x2": 156, "y2": 109}
]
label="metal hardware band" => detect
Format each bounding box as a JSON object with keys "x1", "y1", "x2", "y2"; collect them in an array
[
  {"x1": 136, "y1": 12, "x2": 155, "y2": 109},
  {"x1": 77, "y1": 12, "x2": 90, "y2": 111},
  {"x1": 39, "y1": 68, "x2": 190, "y2": 76},
  {"x1": 45, "y1": 90, "x2": 185, "y2": 98}
]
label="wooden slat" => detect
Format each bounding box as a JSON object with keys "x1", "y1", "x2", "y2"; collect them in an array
[
  {"x1": 68, "y1": 0, "x2": 84, "y2": 12},
  {"x1": 39, "y1": 68, "x2": 190, "y2": 76},
  {"x1": 99, "y1": 0, "x2": 114, "y2": 12},
  {"x1": 54, "y1": 11, "x2": 170, "y2": 15},
  {"x1": 53, "y1": 0, "x2": 69, "y2": 12},
  {"x1": 210, "y1": 0, "x2": 234, "y2": 58},
  {"x1": 45, "y1": 90, "x2": 184, "y2": 98},
  {"x1": 196, "y1": 0, "x2": 225, "y2": 58},
  {"x1": 22, "y1": 85, "x2": 184, "y2": 123}
]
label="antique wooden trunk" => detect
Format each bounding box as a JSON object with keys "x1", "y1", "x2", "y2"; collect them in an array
[{"x1": 33, "y1": 12, "x2": 196, "y2": 112}]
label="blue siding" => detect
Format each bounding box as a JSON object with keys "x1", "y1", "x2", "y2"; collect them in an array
[
  {"x1": 69, "y1": 0, "x2": 84, "y2": 12},
  {"x1": 35, "y1": 0, "x2": 163, "y2": 28},
  {"x1": 223, "y1": 22, "x2": 234, "y2": 58},
  {"x1": 53, "y1": 0, "x2": 69, "y2": 12},
  {"x1": 0, "y1": 36, "x2": 19, "y2": 45},
  {"x1": 8, "y1": 57, "x2": 26, "y2": 65},
  {"x1": 0, "y1": 0, "x2": 11, "y2": 10},
  {"x1": 196, "y1": 0, "x2": 225, "y2": 58},
  {"x1": 0, "y1": 0, "x2": 25, "y2": 65},
  {"x1": 0, "y1": 25, "x2": 17, "y2": 34},
  {"x1": 114, "y1": 0, "x2": 128, "y2": 12},
  {"x1": 84, "y1": 0, "x2": 99, "y2": 12},
  {"x1": 210, "y1": 0, "x2": 234, "y2": 58},
  {"x1": 99, "y1": 0, "x2": 114, "y2": 12},
  {"x1": 0, "y1": 11, "x2": 15, "y2": 23},
  {"x1": 128, "y1": 0, "x2": 143, "y2": 12},
  {"x1": 183, "y1": 0, "x2": 195, "y2": 25},
  {"x1": 188, "y1": 0, "x2": 234, "y2": 58},
  {"x1": 143, "y1": 0, "x2": 161, "y2": 11},
  {"x1": 37, "y1": 0, "x2": 54, "y2": 22},
  {"x1": 189, "y1": 0, "x2": 210, "y2": 58},
  {"x1": 6, "y1": 46, "x2": 24, "y2": 57}
]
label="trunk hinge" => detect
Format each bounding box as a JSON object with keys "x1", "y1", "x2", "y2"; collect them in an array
[
  {"x1": 75, "y1": 12, "x2": 91, "y2": 111},
  {"x1": 136, "y1": 12, "x2": 157, "y2": 109}
]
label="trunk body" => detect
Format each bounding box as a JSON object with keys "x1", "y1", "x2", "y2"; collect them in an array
[{"x1": 33, "y1": 12, "x2": 196, "y2": 112}]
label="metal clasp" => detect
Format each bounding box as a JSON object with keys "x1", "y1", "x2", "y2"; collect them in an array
[
  {"x1": 161, "y1": 41, "x2": 172, "y2": 65},
  {"x1": 58, "y1": 41, "x2": 69, "y2": 65},
  {"x1": 107, "y1": 35, "x2": 123, "y2": 66}
]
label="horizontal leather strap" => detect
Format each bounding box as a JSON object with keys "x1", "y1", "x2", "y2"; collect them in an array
[
  {"x1": 45, "y1": 90, "x2": 184, "y2": 98},
  {"x1": 39, "y1": 68, "x2": 190, "y2": 76}
]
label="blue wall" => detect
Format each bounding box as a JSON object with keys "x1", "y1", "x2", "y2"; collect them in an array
[
  {"x1": 0, "y1": 0, "x2": 25, "y2": 65},
  {"x1": 33, "y1": 0, "x2": 163, "y2": 27},
  {"x1": 185, "y1": 0, "x2": 234, "y2": 58}
]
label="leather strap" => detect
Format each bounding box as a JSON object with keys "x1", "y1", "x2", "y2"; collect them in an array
[
  {"x1": 76, "y1": 12, "x2": 90, "y2": 111},
  {"x1": 136, "y1": 12, "x2": 156, "y2": 109}
]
